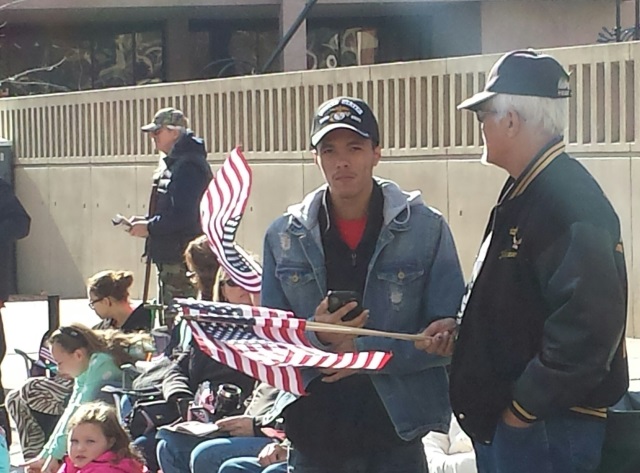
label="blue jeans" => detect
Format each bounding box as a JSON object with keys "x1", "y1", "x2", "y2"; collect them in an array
[
  {"x1": 474, "y1": 415, "x2": 606, "y2": 473},
  {"x1": 156, "y1": 429, "x2": 273, "y2": 473},
  {"x1": 288, "y1": 441, "x2": 426, "y2": 473},
  {"x1": 219, "y1": 458, "x2": 287, "y2": 473}
]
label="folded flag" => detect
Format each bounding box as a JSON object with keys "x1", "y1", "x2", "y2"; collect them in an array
[{"x1": 173, "y1": 298, "x2": 392, "y2": 395}]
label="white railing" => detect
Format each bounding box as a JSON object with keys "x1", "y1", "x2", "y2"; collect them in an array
[{"x1": 1, "y1": 41, "x2": 637, "y2": 165}]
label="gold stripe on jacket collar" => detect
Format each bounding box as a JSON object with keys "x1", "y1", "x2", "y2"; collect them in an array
[{"x1": 508, "y1": 140, "x2": 566, "y2": 200}]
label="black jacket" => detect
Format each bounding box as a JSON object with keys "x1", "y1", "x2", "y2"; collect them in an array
[
  {"x1": 132, "y1": 342, "x2": 255, "y2": 410},
  {"x1": 450, "y1": 139, "x2": 629, "y2": 444},
  {"x1": 147, "y1": 131, "x2": 213, "y2": 264},
  {"x1": 0, "y1": 178, "x2": 30, "y2": 301}
]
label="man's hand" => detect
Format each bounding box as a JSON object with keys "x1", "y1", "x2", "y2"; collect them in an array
[
  {"x1": 215, "y1": 415, "x2": 254, "y2": 437},
  {"x1": 414, "y1": 317, "x2": 457, "y2": 356},
  {"x1": 128, "y1": 221, "x2": 149, "y2": 238},
  {"x1": 319, "y1": 367, "x2": 359, "y2": 383},
  {"x1": 501, "y1": 408, "x2": 531, "y2": 429},
  {"x1": 258, "y1": 442, "x2": 288, "y2": 466},
  {"x1": 313, "y1": 298, "x2": 368, "y2": 347}
]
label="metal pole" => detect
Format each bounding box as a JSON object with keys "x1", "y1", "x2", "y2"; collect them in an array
[
  {"x1": 47, "y1": 294, "x2": 60, "y2": 332},
  {"x1": 616, "y1": 0, "x2": 622, "y2": 42},
  {"x1": 260, "y1": 0, "x2": 319, "y2": 74}
]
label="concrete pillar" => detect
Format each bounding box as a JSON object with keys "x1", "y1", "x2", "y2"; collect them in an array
[
  {"x1": 280, "y1": 0, "x2": 308, "y2": 72},
  {"x1": 164, "y1": 17, "x2": 191, "y2": 81}
]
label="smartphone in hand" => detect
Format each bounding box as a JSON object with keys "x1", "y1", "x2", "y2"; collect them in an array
[{"x1": 327, "y1": 290, "x2": 364, "y2": 322}]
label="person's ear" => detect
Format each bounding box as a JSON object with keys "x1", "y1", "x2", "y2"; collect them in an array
[
  {"x1": 72, "y1": 348, "x2": 85, "y2": 361},
  {"x1": 505, "y1": 110, "x2": 522, "y2": 138},
  {"x1": 372, "y1": 145, "x2": 382, "y2": 166},
  {"x1": 312, "y1": 149, "x2": 319, "y2": 167}
]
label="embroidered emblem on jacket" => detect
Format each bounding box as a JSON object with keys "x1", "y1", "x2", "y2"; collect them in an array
[{"x1": 500, "y1": 227, "x2": 521, "y2": 259}]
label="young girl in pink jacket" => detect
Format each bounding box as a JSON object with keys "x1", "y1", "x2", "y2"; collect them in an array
[{"x1": 58, "y1": 403, "x2": 148, "y2": 473}]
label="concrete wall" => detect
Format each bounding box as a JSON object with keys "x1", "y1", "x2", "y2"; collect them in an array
[
  {"x1": 481, "y1": 0, "x2": 635, "y2": 53},
  {"x1": 14, "y1": 154, "x2": 640, "y2": 336},
  {"x1": 4, "y1": 41, "x2": 639, "y2": 334}
]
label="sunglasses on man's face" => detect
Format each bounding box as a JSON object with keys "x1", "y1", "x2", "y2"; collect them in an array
[{"x1": 221, "y1": 279, "x2": 240, "y2": 288}]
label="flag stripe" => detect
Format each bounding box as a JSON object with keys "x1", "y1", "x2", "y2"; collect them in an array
[
  {"x1": 200, "y1": 148, "x2": 262, "y2": 292},
  {"x1": 177, "y1": 299, "x2": 391, "y2": 395}
]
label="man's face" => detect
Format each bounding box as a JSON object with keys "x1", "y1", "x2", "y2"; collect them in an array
[
  {"x1": 150, "y1": 127, "x2": 180, "y2": 154},
  {"x1": 314, "y1": 129, "x2": 381, "y2": 200},
  {"x1": 476, "y1": 105, "x2": 507, "y2": 167}
]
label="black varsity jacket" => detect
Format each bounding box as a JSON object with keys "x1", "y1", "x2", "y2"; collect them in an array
[{"x1": 450, "y1": 138, "x2": 629, "y2": 444}]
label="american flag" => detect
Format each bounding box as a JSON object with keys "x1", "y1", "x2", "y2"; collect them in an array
[
  {"x1": 175, "y1": 299, "x2": 392, "y2": 395},
  {"x1": 200, "y1": 147, "x2": 262, "y2": 292},
  {"x1": 39, "y1": 345, "x2": 56, "y2": 365}
]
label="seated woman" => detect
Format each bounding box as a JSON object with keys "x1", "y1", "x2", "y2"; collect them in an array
[
  {"x1": 24, "y1": 323, "x2": 152, "y2": 473},
  {"x1": 184, "y1": 235, "x2": 219, "y2": 303},
  {"x1": 156, "y1": 261, "x2": 283, "y2": 473},
  {"x1": 7, "y1": 270, "x2": 152, "y2": 461},
  {"x1": 88, "y1": 270, "x2": 154, "y2": 331},
  {"x1": 132, "y1": 242, "x2": 258, "y2": 471}
]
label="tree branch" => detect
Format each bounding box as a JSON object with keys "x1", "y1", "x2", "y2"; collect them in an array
[
  {"x1": 1, "y1": 56, "x2": 67, "y2": 84},
  {"x1": 3, "y1": 79, "x2": 70, "y2": 91},
  {"x1": 0, "y1": 0, "x2": 27, "y2": 11}
]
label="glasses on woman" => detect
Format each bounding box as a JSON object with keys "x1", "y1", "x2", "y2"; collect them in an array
[
  {"x1": 88, "y1": 297, "x2": 105, "y2": 309},
  {"x1": 221, "y1": 279, "x2": 240, "y2": 288}
]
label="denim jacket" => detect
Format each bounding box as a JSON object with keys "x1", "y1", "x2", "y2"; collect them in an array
[{"x1": 261, "y1": 177, "x2": 465, "y2": 440}]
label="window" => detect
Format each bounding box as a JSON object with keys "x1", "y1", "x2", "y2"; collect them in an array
[
  {"x1": 307, "y1": 15, "x2": 431, "y2": 70},
  {"x1": 0, "y1": 25, "x2": 164, "y2": 96},
  {"x1": 307, "y1": 27, "x2": 379, "y2": 69},
  {"x1": 189, "y1": 20, "x2": 279, "y2": 79}
]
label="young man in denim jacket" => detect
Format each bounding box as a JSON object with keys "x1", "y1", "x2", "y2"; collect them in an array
[{"x1": 261, "y1": 96, "x2": 465, "y2": 472}]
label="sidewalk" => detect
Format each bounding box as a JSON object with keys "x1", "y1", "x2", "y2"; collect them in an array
[{"x1": 2, "y1": 299, "x2": 640, "y2": 467}]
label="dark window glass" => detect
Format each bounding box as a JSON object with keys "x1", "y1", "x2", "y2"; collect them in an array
[
  {"x1": 93, "y1": 33, "x2": 134, "y2": 88},
  {"x1": 135, "y1": 31, "x2": 163, "y2": 85},
  {"x1": 189, "y1": 20, "x2": 279, "y2": 78},
  {"x1": 0, "y1": 25, "x2": 164, "y2": 96}
]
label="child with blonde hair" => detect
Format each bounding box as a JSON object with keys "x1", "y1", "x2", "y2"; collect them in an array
[
  {"x1": 60, "y1": 402, "x2": 147, "y2": 473},
  {"x1": 24, "y1": 324, "x2": 153, "y2": 473}
]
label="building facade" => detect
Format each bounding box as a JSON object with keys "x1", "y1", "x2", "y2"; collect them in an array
[{"x1": 0, "y1": 0, "x2": 632, "y2": 95}]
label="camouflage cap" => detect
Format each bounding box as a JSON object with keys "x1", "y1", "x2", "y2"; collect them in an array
[{"x1": 141, "y1": 107, "x2": 189, "y2": 132}]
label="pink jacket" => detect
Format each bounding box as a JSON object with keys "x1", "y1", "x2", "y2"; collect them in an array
[{"x1": 59, "y1": 452, "x2": 148, "y2": 473}]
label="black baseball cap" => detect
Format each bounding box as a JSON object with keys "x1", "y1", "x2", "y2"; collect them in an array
[
  {"x1": 310, "y1": 97, "x2": 380, "y2": 148},
  {"x1": 458, "y1": 50, "x2": 571, "y2": 111}
]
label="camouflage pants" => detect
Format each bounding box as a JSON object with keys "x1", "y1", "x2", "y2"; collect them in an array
[{"x1": 156, "y1": 263, "x2": 196, "y2": 325}]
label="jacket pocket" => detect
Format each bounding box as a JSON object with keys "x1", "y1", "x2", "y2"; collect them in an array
[
  {"x1": 275, "y1": 266, "x2": 316, "y2": 288},
  {"x1": 376, "y1": 264, "x2": 425, "y2": 314},
  {"x1": 275, "y1": 266, "x2": 320, "y2": 318}
]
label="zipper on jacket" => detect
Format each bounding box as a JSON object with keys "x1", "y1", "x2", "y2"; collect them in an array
[{"x1": 351, "y1": 252, "x2": 357, "y2": 267}]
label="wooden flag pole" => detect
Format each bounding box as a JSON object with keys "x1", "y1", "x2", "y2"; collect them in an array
[
  {"x1": 305, "y1": 320, "x2": 427, "y2": 342},
  {"x1": 180, "y1": 313, "x2": 429, "y2": 342}
]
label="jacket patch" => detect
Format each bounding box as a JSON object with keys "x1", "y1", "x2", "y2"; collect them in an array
[
  {"x1": 499, "y1": 227, "x2": 521, "y2": 259},
  {"x1": 279, "y1": 233, "x2": 291, "y2": 251}
]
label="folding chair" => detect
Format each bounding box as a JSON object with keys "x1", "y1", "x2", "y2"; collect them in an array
[{"x1": 14, "y1": 332, "x2": 58, "y2": 378}]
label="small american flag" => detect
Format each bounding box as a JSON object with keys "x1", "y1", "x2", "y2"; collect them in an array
[
  {"x1": 39, "y1": 345, "x2": 56, "y2": 365},
  {"x1": 200, "y1": 147, "x2": 262, "y2": 292},
  {"x1": 175, "y1": 299, "x2": 392, "y2": 395}
]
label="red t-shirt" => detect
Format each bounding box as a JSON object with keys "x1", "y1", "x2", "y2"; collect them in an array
[{"x1": 335, "y1": 215, "x2": 368, "y2": 250}]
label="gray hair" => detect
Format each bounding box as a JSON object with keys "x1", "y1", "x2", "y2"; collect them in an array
[{"x1": 491, "y1": 93, "x2": 568, "y2": 137}]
